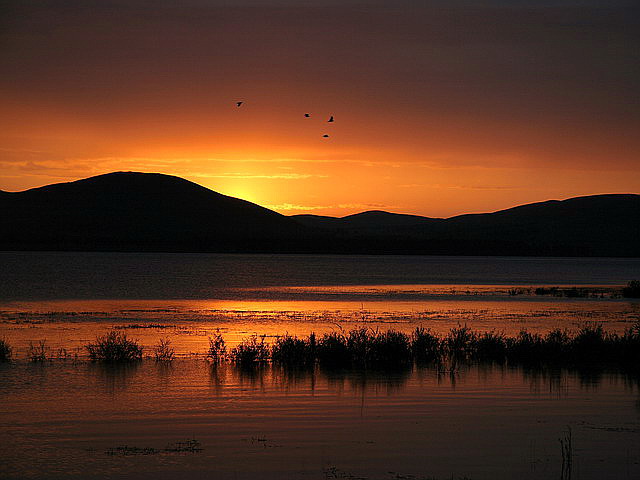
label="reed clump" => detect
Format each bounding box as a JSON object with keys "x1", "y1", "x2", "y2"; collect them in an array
[
  {"x1": 0, "y1": 337, "x2": 12, "y2": 362},
  {"x1": 445, "y1": 325, "x2": 477, "y2": 360},
  {"x1": 153, "y1": 337, "x2": 175, "y2": 362},
  {"x1": 229, "y1": 322, "x2": 640, "y2": 370},
  {"x1": 206, "y1": 332, "x2": 227, "y2": 362},
  {"x1": 86, "y1": 331, "x2": 143, "y2": 362},
  {"x1": 271, "y1": 333, "x2": 316, "y2": 367},
  {"x1": 231, "y1": 335, "x2": 270, "y2": 366},
  {"x1": 314, "y1": 328, "x2": 414, "y2": 369},
  {"x1": 622, "y1": 280, "x2": 640, "y2": 298},
  {"x1": 411, "y1": 327, "x2": 441, "y2": 363},
  {"x1": 28, "y1": 340, "x2": 49, "y2": 363},
  {"x1": 473, "y1": 331, "x2": 507, "y2": 362},
  {"x1": 316, "y1": 331, "x2": 350, "y2": 367}
]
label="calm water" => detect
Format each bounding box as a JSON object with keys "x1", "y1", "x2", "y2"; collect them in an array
[
  {"x1": 1, "y1": 361, "x2": 639, "y2": 480},
  {"x1": 1, "y1": 252, "x2": 639, "y2": 355},
  {"x1": 1, "y1": 252, "x2": 640, "y2": 479},
  {"x1": 1, "y1": 252, "x2": 639, "y2": 300}
]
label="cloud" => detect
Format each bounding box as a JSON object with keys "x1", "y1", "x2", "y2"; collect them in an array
[
  {"x1": 399, "y1": 182, "x2": 519, "y2": 190},
  {"x1": 196, "y1": 173, "x2": 328, "y2": 179},
  {"x1": 266, "y1": 202, "x2": 395, "y2": 213}
]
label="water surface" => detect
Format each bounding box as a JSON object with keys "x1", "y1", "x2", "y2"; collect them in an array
[{"x1": 2, "y1": 252, "x2": 639, "y2": 479}]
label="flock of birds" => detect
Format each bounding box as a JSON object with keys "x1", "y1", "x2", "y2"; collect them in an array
[{"x1": 236, "y1": 101, "x2": 334, "y2": 138}]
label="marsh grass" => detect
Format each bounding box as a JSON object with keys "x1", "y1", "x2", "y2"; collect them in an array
[
  {"x1": 474, "y1": 331, "x2": 507, "y2": 362},
  {"x1": 445, "y1": 325, "x2": 476, "y2": 360},
  {"x1": 86, "y1": 331, "x2": 143, "y2": 362},
  {"x1": 0, "y1": 337, "x2": 12, "y2": 362},
  {"x1": 271, "y1": 333, "x2": 316, "y2": 367},
  {"x1": 314, "y1": 328, "x2": 413, "y2": 369},
  {"x1": 9, "y1": 323, "x2": 640, "y2": 370},
  {"x1": 316, "y1": 331, "x2": 350, "y2": 368},
  {"x1": 241, "y1": 322, "x2": 640, "y2": 370},
  {"x1": 411, "y1": 327, "x2": 441, "y2": 363},
  {"x1": 206, "y1": 331, "x2": 227, "y2": 362},
  {"x1": 28, "y1": 340, "x2": 49, "y2": 363},
  {"x1": 231, "y1": 335, "x2": 270, "y2": 365},
  {"x1": 622, "y1": 280, "x2": 640, "y2": 298},
  {"x1": 153, "y1": 337, "x2": 175, "y2": 362}
]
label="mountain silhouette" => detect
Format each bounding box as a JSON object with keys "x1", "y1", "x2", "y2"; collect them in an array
[
  {"x1": 1, "y1": 172, "x2": 638, "y2": 256},
  {"x1": 0, "y1": 172, "x2": 304, "y2": 252},
  {"x1": 293, "y1": 195, "x2": 640, "y2": 256},
  {"x1": 293, "y1": 210, "x2": 441, "y2": 230}
]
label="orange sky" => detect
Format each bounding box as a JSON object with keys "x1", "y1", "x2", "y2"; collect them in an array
[{"x1": 1, "y1": 1, "x2": 639, "y2": 218}]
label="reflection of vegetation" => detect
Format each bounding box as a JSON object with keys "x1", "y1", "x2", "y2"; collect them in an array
[
  {"x1": 623, "y1": 280, "x2": 640, "y2": 298},
  {"x1": 91, "y1": 361, "x2": 140, "y2": 393},
  {"x1": 86, "y1": 331, "x2": 143, "y2": 362},
  {"x1": 559, "y1": 427, "x2": 573, "y2": 480},
  {"x1": 0, "y1": 337, "x2": 12, "y2": 362}
]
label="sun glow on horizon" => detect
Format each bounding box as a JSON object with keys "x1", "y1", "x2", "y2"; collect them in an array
[{"x1": 1, "y1": 1, "x2": 638, "y2": 217}]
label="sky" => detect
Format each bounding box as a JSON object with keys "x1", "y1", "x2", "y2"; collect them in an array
[{"x1": 1, "y1": 0, "x2": 639, "y2": 217}]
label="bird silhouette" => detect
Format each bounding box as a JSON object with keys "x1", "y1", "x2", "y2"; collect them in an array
[
  {"x1": 328, "y1": 115, "x2": 334, "y2": 122},
  {"x1": 236, "y1": 101, "x2": 243, "y2": 107},
  {"x1": 304, "y1": 113, "x2": 310, "y2": 117}
]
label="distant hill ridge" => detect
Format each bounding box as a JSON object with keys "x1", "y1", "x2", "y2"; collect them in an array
[{"x1": 1, "y1": 172, "x2": 638, "y2": 256}]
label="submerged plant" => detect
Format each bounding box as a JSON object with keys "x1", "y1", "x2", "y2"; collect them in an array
[
  {"x1": 506, "y1": 330, "x2": 544, "y2": 364},
  {"x1": 0, "y1": 337, "x2": 13, "y2": 362},
  {"x1": 368, "y1": 329, "x2": 412, "y2": 367},
  {"x1": 153, "y1": 337, "x2": 175, "y2": 362},
  {"x1": 622, "y1": 280, "x2": 640, "y2": 298},
  {"x1": 28, "y1": 340, "x2": 49, "y2": 363},
  {"x1": 411, "y1": 327, "x2": 441, "y2": 363},
  {"x1": 271, "y1": 333, "x2": 315, "y2": 367},
  {"x1": 445, "y1": 325, "x2": 476, "y2": 359},
  {"x1": 86, "y1": 331, "x2": 143, "y2": 362},
  {"x1": 571, "y1": 323, "x2": 608, "y2": 362},
  {"x1": 474, "y1": 331, "x2": 507, "y2": 362},
  {"x1": 316, "y1": 331, "x2": 349, "y2": 368},
  {"x1": 231, "y1": 335, "x2": 269, "y2": 365},
  {"x1": 206, "y1": 331, "x2": 227, "y2": 362}
]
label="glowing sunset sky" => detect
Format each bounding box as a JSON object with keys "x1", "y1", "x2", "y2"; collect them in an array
[{"x1": 1, "y1": 0, "x2": 639, "y2": 217}]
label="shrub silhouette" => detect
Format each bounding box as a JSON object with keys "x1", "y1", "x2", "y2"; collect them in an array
[
  {"x1": 86, "y1": 331, "x2": 143, "y2": 362},
  {"x1": 0, "y1": 337, "x2": 12, "y2": 362},
  {"x1": 153, "y1": 337, "x2": 175, "y2": 362},
  {"x1": 622, "y1": 280, "x2": 640, "y2": 298},
  {"x1": 207, "y1": 332, "x2": 227, "y2": 362}
]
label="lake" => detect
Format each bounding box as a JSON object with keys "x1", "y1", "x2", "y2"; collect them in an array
[{"x1": 1, "y1": 252, "x2": 639, "y2": 479}]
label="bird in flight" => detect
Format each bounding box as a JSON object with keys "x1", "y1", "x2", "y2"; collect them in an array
[
  {"x1": 304, "y1": 113, "x2": 310, "y2": 117},
  {"x1": 236, "y1": 101, "x2": 243, "y2": 107},
  {"x1": 328, "y1": 115, "x2": 334, "y2": 122}
]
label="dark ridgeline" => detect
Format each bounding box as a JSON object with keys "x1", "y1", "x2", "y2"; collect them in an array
[
  {"x1": 293, "y1": 195, "x2": 640, "y2": 256},
  {"x1": 0, "y1": 172, "x2": 305, "y2": 252},
  {"x1": 1, "y1": 171, "x2": 639, "y2": 256}
]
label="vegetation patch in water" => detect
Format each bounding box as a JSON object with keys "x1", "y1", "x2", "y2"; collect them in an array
[
  {"x1": 86, "y1": 331, "x2": 143, "y2": 362},
  {"x1": 0, "y1": 337, "x2": 12, "y2": 362},
  {"x1": 623, "y1": 280, "x2": 640, "y2": 298}
]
